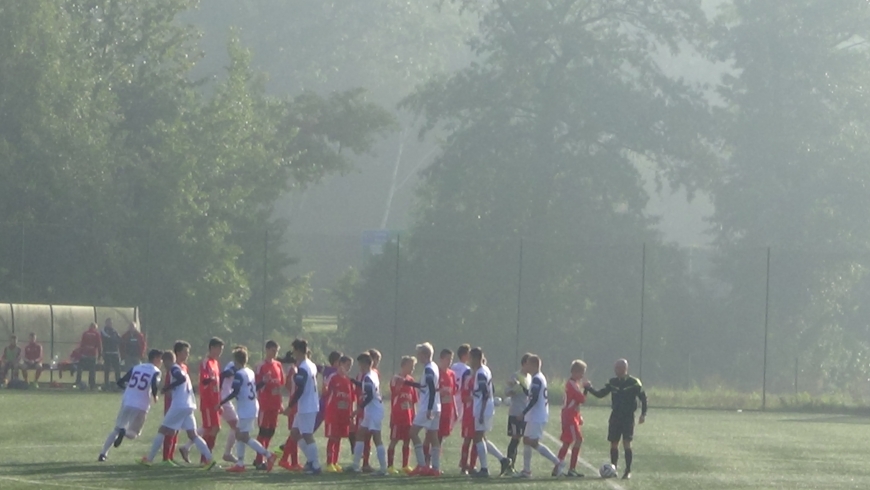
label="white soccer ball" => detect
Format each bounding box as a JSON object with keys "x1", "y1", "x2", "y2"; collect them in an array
[
  {"x1": 493, "y1": 396, "x2": 502, "y2": 407},
  {"x1": 599, "y1": 463, "x2": 617, "y2": 478}
]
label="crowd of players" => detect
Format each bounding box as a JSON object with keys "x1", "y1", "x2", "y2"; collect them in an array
[{"x1": 98, "y1": 337, "x2": 648, "y2": 480}]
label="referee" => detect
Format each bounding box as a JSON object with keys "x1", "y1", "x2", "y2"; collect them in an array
[{"x1": 584, "y1": 358, "x2": 647, "y2": 480}]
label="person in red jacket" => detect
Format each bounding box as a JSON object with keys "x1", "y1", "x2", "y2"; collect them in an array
[
  {"x1": 120, "y1": 322, "x2": 147, "y2": 367},
  {"x1": 76, "y1": 323, "x2": 102, "y2": 390}
]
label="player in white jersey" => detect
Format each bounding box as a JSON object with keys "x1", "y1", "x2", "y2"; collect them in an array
[
  {"x1": 219, "y1": 359, "x2": 240, "y2": 462},
  {"x1": 408, "y1": 342, "x2": 442, "y2": 475},
  {"x1": 219, "y1": 347, "x2": 278, "y2": 473},
  {"x1": 98, "y1": 349, "x2": 163, "y2": 461},
  {"x1": 285, "y1": 338, "x2": 322, "y2": 474},
  {"x1": 515, "y1": 355, "x2": 564, "y2": 478},
  {"x1": 139, "y1": 344, "x2": 216, "y2": 470},
  {"x1": 467, "y1": 347, "x2": 512, "y2": 478},
  {"x1": 348, "y1": 352, "x2": 387, "y2": 474},
  {"x1": 450, "y1": 344, "x2": 471, "y2": 422}
]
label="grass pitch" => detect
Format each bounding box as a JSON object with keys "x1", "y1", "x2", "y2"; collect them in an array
[{"x1": 0, "y1": 390, "x2": 867, "y2": 489}]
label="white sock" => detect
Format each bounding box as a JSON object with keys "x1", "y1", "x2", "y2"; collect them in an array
[
  {"x1": 523, "y1": 444, "x2": 532, "y2": 473},
  {"x1": 486, "y1": 439, "x2": 506, "y2": 460},
  {"x1": 376, "y1": 444, "x2": 386, "y2": 471},
  {"x1": 247, "y1": 438, "x2": 269, "y2": 457},
  {"x1": 101, "y1": 429, "x2": 118, "y2": 455},
  {"x1": 353, "y1": 441, "x2": 364, "y2": 469},
  {"x1": 236, "y1": 441, "x2": 246, "y2": 465},
  {"x1": 476, "y1": 441, "x2": 488, "y2": 469},
  {"x1": 147, "y1": 433, "x2": 165, "y2": 462},
  {"x1": 414, "y1": 444, "x2": 425, "y2": 467},
  {"x1": 224, "y1": 430, "x2": 236, "y2": 456},
  {"x1": 537, "y1": 444, "x2": 559, "y2": 464},
  {"x1": 192, "y1": 436, "x2": 213, "y2": 462},
  {"x1": 305, "y1": 440, "x2": 321, "y2": 469},
  {"x1": 182, "y1": 428, "x2": 202, "y2": 451},
  {"x1": 431, "y1": 445, "x2": 441, "y2": 470}
]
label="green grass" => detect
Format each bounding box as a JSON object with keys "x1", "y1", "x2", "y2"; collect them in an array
[{"x1": 0, "y1": 390, "x2": 868, "y2": 489}]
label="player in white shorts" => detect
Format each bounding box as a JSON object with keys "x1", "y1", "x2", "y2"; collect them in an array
[
  {"x1": 285, "y1": 338, "x2": 322, "y2": 474},
  {"x1": 139, "y1": 345, "x2": 216, "y2": 470},
  {"x1": 515, "y1": 354, "x2": 564, "y2": 478},
  {"x1": 407, "y1": 342, "x2": 441, "y2": 475},
  {"x1": 347, "y1": 352, "x2": 387, "y2": 474},
  {"x1": 98, "y1": 349, "x2": 163, "y2": 461},
  {"x1": 467, "y1": 347, "x2": 512, "y2": 478},
  {"x1": 219, "y1": 347, "x2": 278, "y2": 473},
  {"x1": 219, "y1": 359, "x2": 240, "y2": 462},
  {"x1": 450, "y1": 344, "x2": 471, "y2": 422}
]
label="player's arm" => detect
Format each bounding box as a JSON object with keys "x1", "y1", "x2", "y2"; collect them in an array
[
  {"x1": 476, "y1": 372, "x2": 489, "y2": 422},
  {"x1": 287, "y1": 368, "x2": 308, "y2": 409},
  {"x1": 117, "y1": 367, "x2": 134, "y2": 389},
  {"x1": 162, "y1": 365, "x2": 186, "y2": 394},
  {"x1": 584, "y1": 381, "x2": 612, "y2": 398},
  {"x1": 199, "y1": 360, "x2": 215, "y2": 386},
  {"x1": 425, "y1": 368, "x2": 437, "y2": 412},
  {"x1": 350, "y1": 377, "x2": 363, "y2": 388},
  {"x1": 151, "y1": 372, "x2": 162, "y2": 401},
  {"x1": 359, "y1": 378, "x2": 375, "y2": 411},
  {"x1": 637, "y1": 382, "x2": 648, "y2": 422},
  {"x1": 255, "y1": 366, "x2": 267, "y2": 391},
  {"x1": 219, "y1": 366, "x2": 234, "y2": 385},
  {"x1": 522, "y1": 377, "x2": 543, "y2": 416},
  {"x1": 219, "y1": 372, "x2": 244, "y2": 407},
  {"x1": 34, "y1": 344, "x2": 43, "y2": 364}
]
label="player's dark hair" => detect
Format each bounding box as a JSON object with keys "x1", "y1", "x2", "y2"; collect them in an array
[
  {"x1": 440, "y1": 348, "x2": 453, "y2": 359},
  {"x1": 147, "y1": 349, "x2": 162, "y2": 361},
  {"x1": 368, "y1": 349, "x2": 381, "y2": 362},
  {"x1": 527, "y1": 355, "x2": 541, "y2": 367},
  {"x1": 280, "y1": 351, "x2": 296, "y2": 365},
  {"x1": 521, "y1": 352, "x2": 532, "y2": 365},
  {"x1": 457, "y1": 344, "x2": 471, "y2": 359},
  {"x1": 292, "y1": 339, "x2": 308, "y2": 355},
  {"x1": 339, "y1": 355, "x2": 353, "y2": 365},
  {"x1": 357, "y1": 353, "x2": 373, "y2": 366},
  {"x1": 265, "y1": 340, "x2": 279, "y2": 350},
  {"x1": 233, "y1": 348, "x2": 248, "y2": 366},
  {"x1": 162, "y1": 351, "x2": 176, "y2": 365},
  {"x1": 469, "y1": 347, "x2": 483, "y2": 361},
  {"x1": 328, "y1": 350, "x2": 342, "y2": 365},
  {"x1": 173, "y1": 341, "x2": 190, "y2": 354},
  {"x1": 208, "y1": 337, "x2": 224, "y2": 349}
]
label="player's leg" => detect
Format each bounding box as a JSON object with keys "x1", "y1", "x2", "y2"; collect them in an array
[
  {"x1": 372, "y1": 430, "x2": 387, "y2": 474},
  {"x1": 362, "y1": 432, "x2": 373, "y2": 472},
  {"x1": 221, "y1": 406, "x2": 239, "y2": 463},
  {"x1": 183, "y1": 412, "x2": 214, "y2": 467},
  {"x1": 621, "y1": 418, "x2": 635, "y2": 479},
  {"x1": 402, "y1": 434, "x2": 412, "y2": 471},
  {"x1": 34, "y1": 362, "x2": 42, "y2": 383},
  {"x1": 387, "y1": 427, "x2": 398, "y2": 471},
  {"x1": 607, "y1": 413, "x2": 621, "y2": 470},
  {"x1": 409, "y1": 423, "x2": 426, "y2": 471},
  {"x1": 146, "y1": 425, "x2": 176, "y2": 464},
  {"x1": 298, "y1": 413, "x2": 322, "y2": 473},
  {"x1": 425, "y1": 425, "x2": 442, "y2": 474},
  {"x1": 351, "y1": 426, "x2": 368, "y2": 471},
  {"x1": 21, "y1": 362, "x2": 28, "y2": 383}
]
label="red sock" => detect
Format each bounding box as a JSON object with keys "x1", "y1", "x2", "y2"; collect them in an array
[
  {"x1": 402, "y1": 441, "x2": 410, "y2": 467},
  {"x1": 388, "y1": 445, "x2": 395, "y2": 467},
  {"x1": 163, "y1": 433, "x2": 177, "y2": 461},
  {"x1": 327, "y1": 438, "x2": 339, "y2": 465},
  {"x1": 469, "y1": 443, "x2": 478, "y2": 469},
  {"x1": 570, "y1": 446, "x2": 580, "y2": 470},
  {"x1": 363, "y1": 437, "x2": 371, "y2": 466},
  {"x1": 460, "y1": 439, "x2": 470, "y2": 470},
  {"x1": 558, "y1": 444, "x2": 569, "y2": 461},
  {"x1": 280, "y1": 435, "x2": 294, "y2": 464},
  {"x1": 288, "y1": 439, "x2": 298, "y2": 465}
]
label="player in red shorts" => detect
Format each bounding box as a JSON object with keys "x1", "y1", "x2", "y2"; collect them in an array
[
  {"x1": 161, "y1": 341, "x2": 190, "y2": 465},
  {"x1": 324, "y1": 355, "x2": 355, "y2": 472},
  {"x1": 253, "y1": 340, "x2": 285, "y2": 468},
  {"x1": 557, "y1": 360, "x2": 587, "y2": 477},
  {"x1": 278, "y1": 352, "x2": 303, "y2": 471},
  {"x1": 387, "y1": 356, "x2": 417, "y2": 474},
  {"x1": 459, "y1": 354, "x2": 478, "y2": 474},
  {"x1": 179, "y1": 337, "x2": 223, "y2": 464}
]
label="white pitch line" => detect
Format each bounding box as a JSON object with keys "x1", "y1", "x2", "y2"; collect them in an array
[
  {"x1": 543, "y1": 431, "x2": 626, "y2": 490},
  {"x1": 0, "y1": 444, "x2": 92, "y2": 450},
  {"x1": 0, "y1": 475, "x2": 124, "y2": 490}
]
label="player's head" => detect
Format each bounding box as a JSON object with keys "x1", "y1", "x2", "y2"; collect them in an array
[
  {"x1": 162, "y1": 350, "x2": 176, "y2": 366},
  {"x1": 570, "y1": 359, "x2": 587, "y2": 379},
  {"x1": 469, "y1": 347, "x2": 483, "y2": 369},
  {"x1": 439, "y1": 348, "x2": 454, "y2": 369},
  {"x1": 526, "y1": 354, "x2": 541, "y2": 373},
  {"x1": 104, "y1": 318, "x2": 113, "y2": 328},
  {"x1": 456, "y1": 344, "x2": 471, "y2": 363},
  {"x1": 173, "y1": 340, "x2": 191, "y2": 363},
  {"x1": 614, "y1": 358, "x2": 628, "y2": 377},
  {"x1": 357, "y1": 352, "x2": 373, "y2": 372},
  {"x1": 8, "y1": 334, "x2": 15, "y2": 344},
  {"x1": 292, "y1": 339, "x2": 308, "y2": 358},
  {"x1": 328, "y1": 350, "x2": 342, "y2": 366},
  {"x1": 338, "y1": 355, "x2": 353, "y2": 375},
  {"x1": 280, "y1": 351, "x2": 296, "y2": 366},
  {"x1": 415, "y1": 342, "x2": 434, "y2": 363},
  {"x1": 148, "y1": 349, "x2": 163, "y2": 367},
  {"x1": 265, "y1": 340, "x2": 279, "y2": 359},
  {"x1": 400, "y1": 355, "x2": 416, "y2": 375},
  {"x1": 520, "y1": 352, "x2": 532, "y2": 373},
  {"x1": 127, "y1": 322, "x2": 138, "y2": 332},
  {"x1": 88, "y1": 322, "x2": 98, "y2": 330},
  {"x1": 27, "y1": 332, "x2": 35, "y2": 342},
  {"x1": 367, "y1": 348, "x2": 381, "y2": 369},
  {"x1": 233, "y1": 347, "x2": 248, "y2": 367},
  {"x1": 208, "y1": 337, "x2": 225, "y2": 358}
]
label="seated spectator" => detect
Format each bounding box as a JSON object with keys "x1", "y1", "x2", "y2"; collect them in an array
[
  {"x1": 120, "y1": 322, "x2": 146, "y2": 367},
  {"x1": 76, "y1": 323, "x2": 102, "y2": 390},
  {"x1": 59, "y1": 346, "x2": 82, "y2": 379},
  {"x1": 1, "y1": 335, "x2": 21, "y2": 385},
  {"x1": 21, "y1": 332, "x2": 44, "y2": 385},
  {"x1": 101, "y1": 319, "x2": 122, "y2": 389}
]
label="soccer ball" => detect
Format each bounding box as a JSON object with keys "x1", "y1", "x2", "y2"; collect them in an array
[
  {"x1": 493, "y1": 396, "x2": 502, "y2": 407},
  {"x1": 599, "y1": 463, "x2": 617, "y2": 478}
]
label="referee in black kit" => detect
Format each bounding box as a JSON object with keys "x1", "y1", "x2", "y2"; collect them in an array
[{"x1": 584, "y1": 358, "x2": 647, "y2": 480}]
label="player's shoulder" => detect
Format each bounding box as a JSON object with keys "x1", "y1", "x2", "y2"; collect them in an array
[{"x1": 628, "y1": 375, "x2": 643, "y2": 387}]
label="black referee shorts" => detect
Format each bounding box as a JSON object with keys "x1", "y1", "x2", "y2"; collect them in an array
[{"x1": 607, "y1": 412, "x2": 635, "y2": 443}]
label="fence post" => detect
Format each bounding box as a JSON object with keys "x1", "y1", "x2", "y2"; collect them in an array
[
  {"x1": 762, "y1": 246, "x2": 771, "y2": 411},
  {"x1": 49, "y1": 304, "x2": 55, "y2": 383},
  {"x1": 261, "y1": 230, "x2": 269, "y2": 358},
  {"x1": 515, "y1": 237, "x2": 524, "y2": 364},
  {"x1": 19, "y1": 221, "x2": 25, "y2": 303},
  {"x1": 392, "y1": 233, "x2": 400, "y2": 374},
  {"x1": 639, "y1": 242, "x2": 646, "y2": 381},
  {"x1": 794, "y1": 356, "x2": 798, "y2": 398}
]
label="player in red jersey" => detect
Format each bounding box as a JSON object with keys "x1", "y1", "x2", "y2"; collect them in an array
[
  {"x1": 179, "y1": 337, "x2": 223, "y2": 464},
  {"x1": 387, "y1": 356, "x2": 417, "y2": 474},
  {"x1": 557, "y1": 360, "x2": 587, "y2": 477},
  {"x1": 21, "y1": 333, "x2": 43, "y2": 384},
  {"x1": 161, "y1": 341, "x2": 190, "y2": 466},
  {"x1": 459, "y1": 354, "x2": 478, "y2": 474},
  {"x1": 278, "y1": 352, "x2": 303, "y2": 471},
  {"x1": 324, "y1": 356, "x2": 355, "y2": 472},
  {"x1": 252, "y1": 340, "x2": 285, "y2": 467}
]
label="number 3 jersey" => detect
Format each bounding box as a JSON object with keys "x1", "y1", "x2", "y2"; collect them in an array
[
  {"x1": 121, "y1": 363, "x2": 162, "y2": 412},
  {"x1": 232, "y1": 366, "x2": 260, "y2": 420}
]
